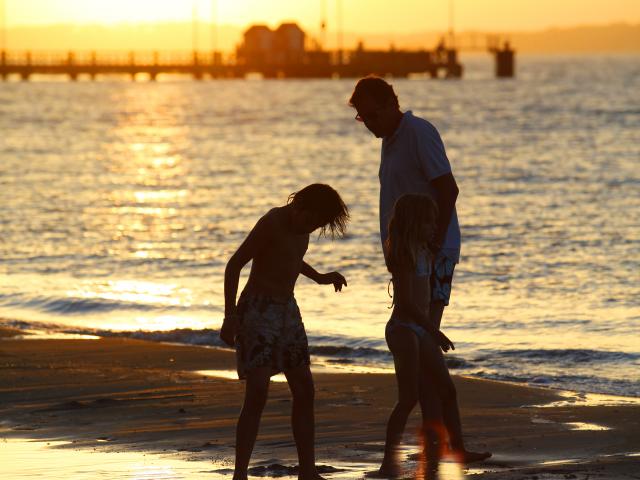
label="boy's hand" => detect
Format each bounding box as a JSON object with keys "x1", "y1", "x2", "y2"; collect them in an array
[
  {"x1": 435, "y1": 330, "x2": 455, "y2": 352},
  {"x1": 320, "y1": 272, "x2": 347, "y2": 292},
  {"x1": 220, "y1": 314, "x2": 238, "y2": 347}
]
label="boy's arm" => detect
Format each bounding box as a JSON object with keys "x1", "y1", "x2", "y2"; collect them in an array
[
  {"x1": 301, "y1": 261, "x2": 347, "y2": 292},
  {"x1": 300, "y1": 261, "x2": 323, "y2": 283},
  {"x1": 220, "y1": 215, "x2": 272, "y2": 345}
]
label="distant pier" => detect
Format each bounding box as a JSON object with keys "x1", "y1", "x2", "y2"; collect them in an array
[
  {"x1": 0, "y1": 48, "x2": 463, "y2": 81},
  {"x1": 0, "y1": 23, "x2": 515, "y2": 81}
]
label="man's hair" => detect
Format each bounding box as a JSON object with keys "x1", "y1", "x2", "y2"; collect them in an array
[
  {"x1": 348, "y1": 75, "x2": 399, "y2": 109},
  {"x1": 288, "y1": 184, "x2": 349, "y2": 238}
]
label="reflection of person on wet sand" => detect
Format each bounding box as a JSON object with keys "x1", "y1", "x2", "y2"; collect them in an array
[
  {"x1": 378, "y1": 195, "x2": 490, "y2": 477},
  {"x1": 220, "y1": 184, "x2": 349, "y2": 480}
]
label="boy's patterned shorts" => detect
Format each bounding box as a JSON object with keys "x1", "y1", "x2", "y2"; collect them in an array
[{"x1": 235, "y1": 292, "x2": 310, "y2": 380}]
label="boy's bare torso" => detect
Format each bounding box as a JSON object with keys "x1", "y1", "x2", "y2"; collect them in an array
[{"x1": 243, "y1": 207, "x2": 309, "y2": 298}]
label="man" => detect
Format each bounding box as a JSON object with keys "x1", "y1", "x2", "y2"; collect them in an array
[
  {"x1": 350, "y1": 75, "x2": 460, "y2": 331},
  {"x1": 350, "y1": 76, "x2": 490, "y2": 466}
]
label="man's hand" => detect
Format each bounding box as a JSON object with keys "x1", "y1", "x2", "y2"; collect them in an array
[
  {"x1": 220, "y1": 315, "x2": 238, "y2": 347},
  {"x1": 435, "y1": 330, "x2": 455, "y2": 352},
  {"x1": 320, "y1": 272, "x2": 348, "y2": 292}
]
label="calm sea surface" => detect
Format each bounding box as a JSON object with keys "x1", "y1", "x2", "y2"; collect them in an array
[{"x1": 1, "y1": 55, "x2": 639, "y2": 397}]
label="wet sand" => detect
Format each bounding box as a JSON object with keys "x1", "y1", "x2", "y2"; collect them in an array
[{"x1": 1, "y1": 327, "x2": 639, "y2": 479}]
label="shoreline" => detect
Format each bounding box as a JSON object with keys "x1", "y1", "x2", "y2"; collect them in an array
[
  {"x1": 3, "y1": 318, "x2": 639, "y2": 402},
  {"x1": 1, "y1": 328, "x2": 639, "y2": 479}
]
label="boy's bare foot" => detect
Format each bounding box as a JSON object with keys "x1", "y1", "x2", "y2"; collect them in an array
[{"x1": 450, "y1": 449, "x2": 492, "y2": 463}]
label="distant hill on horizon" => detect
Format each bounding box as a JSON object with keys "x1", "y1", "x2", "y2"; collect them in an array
[{"x1": 3, "y1": 22, "x2": 639, "y2": 54}]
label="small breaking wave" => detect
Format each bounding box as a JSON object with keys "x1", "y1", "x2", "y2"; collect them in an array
[
  {"x1": 0, "y1": 293, "x2": 205, "y2": 315},
  {"x1": 476, "y1": 348, "x2": 640, "y2": 365}
]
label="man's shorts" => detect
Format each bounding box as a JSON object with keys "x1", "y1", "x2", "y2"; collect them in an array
[
  {"x1": 235, "y1": 292, "x2": 310, "y2": 380},
  {"x1": 430, "y1": 251, "x2": 457, "y2": 306}
]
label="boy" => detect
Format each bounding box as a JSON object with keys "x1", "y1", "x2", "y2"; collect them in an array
[{"x1": 221, "y1": 183, "x2": 349, "y2": 480}]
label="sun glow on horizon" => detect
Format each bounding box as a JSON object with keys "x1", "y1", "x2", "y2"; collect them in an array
[{"x1": 5, "y1": 0, "x2": 640, "y2": 31}]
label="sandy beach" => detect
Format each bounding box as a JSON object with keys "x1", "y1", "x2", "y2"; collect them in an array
[{"x1": 1, "y1": 326, "x2": 639, "y2": 479}]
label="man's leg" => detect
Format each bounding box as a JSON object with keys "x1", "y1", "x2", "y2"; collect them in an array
[
  {"x1": 419, "y1": 253, "x2": 453, "y2": 454},
  {"x1": 284, "y1": 364, "x2": 325, "y2": 480},
  {"x1": 234, "y1": 367, "x2": 271, "y2": 480},
  {"x1": 419, "y1": 333, "x2": 491, "y2": 463}
]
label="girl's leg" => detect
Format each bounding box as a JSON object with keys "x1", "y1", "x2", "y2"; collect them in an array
[
  {"x1": 284, "y1": 364, "x2": 325, "y2": 480},
  {"x1": 379, "y1": 327, "x2": 421, "y2": 476},
  {"x1": 234, "y1": 367, "x2": 272, "y2": 480},
  {"x1": 419, "y1": 335, "x2": 491, "y2": 463}
]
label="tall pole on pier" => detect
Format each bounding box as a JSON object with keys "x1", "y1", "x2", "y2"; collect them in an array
[
  {"x1": 336, "y1": 0, "x2": 343, "y2": 65},
  {"x1": 1, "y1": 0, "x2": 7, "y2": 51},
  {"x1": 211, "y1": 0, "x2": 217, "y2": 59},
  {"x1": 448, "y1": 0, "x2": 455, "y2": 47},
  {"x1": 192, "y1": 1, "x2": 199, "y2": 53},
  {"x1": 320, "y1": 0, "x2": 327, "y2": 49}
]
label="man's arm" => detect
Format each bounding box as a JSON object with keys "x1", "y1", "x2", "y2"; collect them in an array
[
  {"x1": 430, "y1": 172, "x2": 459, "y2": 248},
  {"x1": 414, "y1": 123, "x2": 458, "y2": 248}
]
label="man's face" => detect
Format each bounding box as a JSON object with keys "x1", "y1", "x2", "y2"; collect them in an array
[{"x1": 354, "y1": 95, "x2": 396, "y2": 138}]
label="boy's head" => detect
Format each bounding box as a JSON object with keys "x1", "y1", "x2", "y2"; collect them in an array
[
  {"x1": 349, "y1": 76, "x2": 401, "y2": 138},
  {"x1": 288, "y1": 184, "x2": 349, "y2": 238}
]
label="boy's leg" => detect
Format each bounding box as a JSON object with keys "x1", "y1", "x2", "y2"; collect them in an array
[
  {"x1": 234, "y1": 367, "x2": 271, "y2": 480},
  {"x1": 283, "y1": 364, "x2": 325, "y2": 480}
]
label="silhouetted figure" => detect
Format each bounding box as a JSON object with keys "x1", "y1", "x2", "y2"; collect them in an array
[
  {"x1": 220, "y1": 184, "x2": 349, "y2": 480},
  {"x1": 349, "y1": 77, "x2": 490, "y2": 475}
]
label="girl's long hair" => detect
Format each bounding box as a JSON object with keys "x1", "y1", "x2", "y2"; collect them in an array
[{"x1": 385, "y1": 194, "x2": 438, "y2": 273}]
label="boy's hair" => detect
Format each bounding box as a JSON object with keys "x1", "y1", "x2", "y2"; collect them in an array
[
  {"x1": 348, "y1": 75, "x2": 399, "y2": 109},
  {"x1": 288, "y1": 184, "x2": 349, "y2": 238},
  {"x1": 385, "y1": 194, "x2": 438, "y2": 272}
]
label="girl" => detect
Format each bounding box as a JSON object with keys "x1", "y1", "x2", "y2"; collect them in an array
[{"x1": 379, "y1": 194, "x2": 490, "y2": 477}]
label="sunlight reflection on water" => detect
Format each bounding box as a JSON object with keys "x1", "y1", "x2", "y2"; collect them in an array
[{"x1": 0, "y1": 55, "x2": 639, "y2": 396}]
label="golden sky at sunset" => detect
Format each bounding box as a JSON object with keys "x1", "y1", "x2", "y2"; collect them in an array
[{"x1": 4, "y1": 0, "x2": 640, "y2": 32}]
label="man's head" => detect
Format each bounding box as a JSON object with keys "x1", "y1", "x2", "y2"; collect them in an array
[
  {"x1": 349, "y1": 76, "x2": 402, "y2": 138},
  {"x1": 288, "y1": 184, "x2": 349, "y2": 238}
]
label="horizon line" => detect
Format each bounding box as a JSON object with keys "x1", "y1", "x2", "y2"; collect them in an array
[{"x1": 5, "y1": 20, "x2": 640, "y2": 35}]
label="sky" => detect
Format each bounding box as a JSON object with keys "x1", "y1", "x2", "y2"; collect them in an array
[{"x1": 3, "y1": 0, "x2": 640, "y2": 32}]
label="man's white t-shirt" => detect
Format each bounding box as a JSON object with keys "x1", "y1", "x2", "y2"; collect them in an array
[{"x1": 379, "y1": 111, "x2": 461, "y2": 263}]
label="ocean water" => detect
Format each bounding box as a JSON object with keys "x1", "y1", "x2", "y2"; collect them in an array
[{"x1": 1, "y1": 54, "x2": 639, "y2": 397}]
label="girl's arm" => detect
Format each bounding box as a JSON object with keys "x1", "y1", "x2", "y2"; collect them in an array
[
  {"x1": 393, "y1": 264, "x2": 455, "y2": 351},
  {"x1": 393, "y1": 265, "x2": 434, "y2": 331}
]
